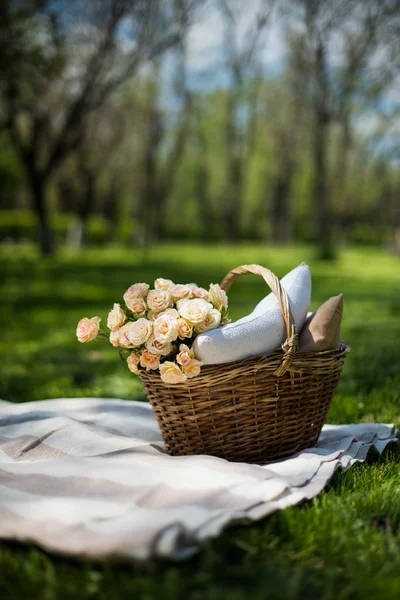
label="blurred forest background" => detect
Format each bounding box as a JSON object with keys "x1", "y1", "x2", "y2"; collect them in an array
[
  {"x1": 1, "y1": 5, "x2": 400, "y2": 593},
  {"x1": 0, "y1": 0, "x2": 399, "y2": 259}
]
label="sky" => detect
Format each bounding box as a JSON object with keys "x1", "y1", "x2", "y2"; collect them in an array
[
  {"x1": 159, "y1": 0, "x2": 400, "y2": 154},
  {"x1": 119, "y1": 0, "x2": 399, "y2": 154},
  {"x1": 185, "y1": 1, "x2": 286, "y2": 91},
  {"x1": 159, "y1": 0, "x2": 287, "y2": 112}
]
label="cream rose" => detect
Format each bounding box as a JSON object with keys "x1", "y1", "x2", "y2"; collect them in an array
[
  {"x1": 118, "y1": 323, "x2": 135, "y2": 348},
  {"x1": 187, "y1": 283, "x2": 209, "y2": 299},
  {"x1": 125, "y1": 297, "x2": 147, "y2": 316},
  {"x1": 109, "y1": 328, "x2": 120, "y2": 347},
  {"x1": 178, "y1": 298, "x2": 213, "y2": 324},
  {"x1": 208, "y1": 284, "x2": 228, "y2": 311},
  {"x1": 176, "y1": 344, "x2": 193, "y2": 366},
  {"x1": 147, "y1": 289, "x2": 172, "y2": 312},
  {"x1": 176, "y1": 298, "x2": 190, "y2": 311},
  {"x1": 169, "y1": 284, "x2": 192, "y2": 301},
  {"x1": 145, "y1": 335, "x2": 173, "y2": 356},
  {"x1": 182, "y1": 359, "x2": 202, "y2": 379},
  {"x1": 127, "y1": 352, "x2": 141, "y2": 374},
  {"x1": 154, "y1": 278, "x2": 174, "y2": 290},
  {"x1": 194, "y1": 308, "x2": 221, "y2": 334},
  {"x1": 128, "y1": 318, "x2": 153, "y2": 347},
  {"x1": 106, "y1": 304, "x2": 126, "y2": 330},
  {"x1": 119, "y1": 319, "x2": 152, "y2": 348},
  {"x1": 153, "y1": 314, "x2": 179, "y2": 343},
  {"x1": 76, "y1": 317, "x2": 101, "y2": 343},
  {"x1": 124, "y1": 283, "x2": 149, "y2": 303},
  {"x1": 177, "y1": 318, "x2": 193, "y2": 339},
  {"x1": 158, "y1": 308, "x2": 179, "y2": 319},
  {"x1": 159, "y1": 361, "x2": 187, "y2": 384},
  {"x1": 140, "y1": 350, "x2": 160, "y2": 371}
]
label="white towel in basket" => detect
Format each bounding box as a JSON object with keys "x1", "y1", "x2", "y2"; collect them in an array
[{"x1": 193, "y1": 263, "x2": 311, "y2": 365}]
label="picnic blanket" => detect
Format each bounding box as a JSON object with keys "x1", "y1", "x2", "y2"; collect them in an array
[{"x1": 0, "y1": 397, "x2": 397, "y2": 561}]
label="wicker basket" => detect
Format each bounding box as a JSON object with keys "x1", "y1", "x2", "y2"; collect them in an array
[{"x1": 140, "y1": 264, "x2": 349, "y2": 464}]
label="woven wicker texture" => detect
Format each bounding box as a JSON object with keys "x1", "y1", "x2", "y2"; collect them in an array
[{"x1": 140, "y1": 265, "x2": 349, "y2": 463}]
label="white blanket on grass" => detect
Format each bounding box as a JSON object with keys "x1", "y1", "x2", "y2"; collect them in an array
[{"x1": 0, "y1": 398, "x2": 397, "y2": 561}]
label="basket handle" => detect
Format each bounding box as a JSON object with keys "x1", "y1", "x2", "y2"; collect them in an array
[{"x1": 220, "y1": 264, "x2": 298, "y2": 377}]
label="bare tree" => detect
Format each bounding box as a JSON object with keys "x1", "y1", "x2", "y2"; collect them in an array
[
  {"x1": 152, "y1": 8, "x2": 194, "y2": 241},
  {"x1": 136, "y1": 71, "x2": 163, "y2": 248},
  {"x1": 136, "y1": 0, "x2": 197, "y2": 245},
  {"x1": 268, "y1": 33, "x2": 309, "y2": 245},
  {"x1": 285, "y1": 0, "x2": 400, "y2": 257},
  {"x1": 301, "y1": 0, "x2": 353, "y2": 258},
  {"x1": 218, "y1": 0, "x2": 275, "y2": 242},
  {"x1": 66, "y1": 99, "x2": 127, "y2": 248},
  {"x1": 283, "y1": 0, "x2": 354, "y2": 257},
  {"x1": 192, "y1": 99, "x2": 213, "y2": 241},
  {"x1": 0, "y1": 0, "x2": 185, "y2": 254},
  {"x1": 334, "y1": 1, "x2": 399, "y2": 228}
]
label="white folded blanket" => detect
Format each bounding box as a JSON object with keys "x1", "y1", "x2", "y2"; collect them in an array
[
  {"x1": 193, "y1": 263, "x2": 311, "y2": 365},
  {"x1": 0, "y1": 397, "x2": 396, "y2": 561}
]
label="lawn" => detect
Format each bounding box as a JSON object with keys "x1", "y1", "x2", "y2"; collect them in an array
[{"x1": 0, "y1": 242, "x2": 400, "y2": 600}]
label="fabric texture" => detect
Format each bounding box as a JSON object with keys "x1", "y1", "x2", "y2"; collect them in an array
[
  {"x1": 194, "y1": 263, "x2": 311, "y2": 365},
  {"x1": 299, "y1": 294, "x2": 343, "y2": 352},
  {"x1": 0, "y1": 397, "x2": 396, "y2": 562}
]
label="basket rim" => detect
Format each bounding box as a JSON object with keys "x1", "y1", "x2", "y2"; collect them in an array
[
  {"x1": 201, "y1": 341, "x2": 349, "y2": 370},
  {"x1": 140, "y1": 343, "x2": 350, "y2": 388}
]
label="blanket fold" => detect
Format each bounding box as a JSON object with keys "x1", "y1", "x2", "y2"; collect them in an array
[{"x1": 0, "y1": 398, "x2": 397, "y2": 561}]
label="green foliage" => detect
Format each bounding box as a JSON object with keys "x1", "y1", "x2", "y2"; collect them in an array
[
  {"x1": 1, "y1": 70, "x2": 398, "y2": 248},
  {"x1": 347, "y1": 224, "x2": 389, "y2": 247},
  {"x1": 0, "y1": 145, "x2": 23, "y2": 208},
  {"x1": 0, "y1": 244, "x2": 400, "y2": 599},
  {"x1": 0, "y1": 212, "x2": 112, "y2": 246},
  {"x1": 0, "y1": 210, "x2": 37, "y2": 242}
]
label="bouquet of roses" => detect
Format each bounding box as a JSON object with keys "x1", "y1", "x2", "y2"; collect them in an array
[{"x1": 76, "y1": 279, "x2": 229, "y2": 384}]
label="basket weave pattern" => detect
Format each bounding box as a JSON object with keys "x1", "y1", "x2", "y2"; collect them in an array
[{"x1": 140, "y1": 265, "x2": 349, "y2": 464}]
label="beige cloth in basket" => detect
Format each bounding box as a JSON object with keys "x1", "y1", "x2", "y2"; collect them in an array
[
  {"x1": 299, "y1": 294, "x2": 343, "y2": 352},
  {"x1": 0, "y1": 397, "x2": 396, "y2": 561}
]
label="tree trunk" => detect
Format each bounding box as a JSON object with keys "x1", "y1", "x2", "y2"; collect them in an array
[
  {"x1": 103, "y1": 176, "x2": 120, "y2": 243},
  {"x1": 192, "y1": 107, "x2": 212, "y2": 241},
  {"x1": 313, "y1": 113, "x2": 333, "y2": 258},
  {"x1": 57, "y1": 177, "x2": 76, "y2": 214},
  {"x1": 196, "y1": 161, "x2": 212, "y2": 241},
  {"x1": 224, "y1": 154, "x2": 242, "y2": 242},
  {"x1": 313, "y1": 40, "x2": 334, "y2": 260},
  {"x1": 31, "y1": 173, "x2": 54, "y2": 255},
  {"x1": 313, "y1": 115, "x2": 331, "y2": 258},
  {"x1": 334, "y1": 108, "x2": 352, "y2": 240},
  {"x1": 271, "y1": 139, "x2": 294, "y2": 245},
  {"x1": 69, "y1": 171, "x2": 96, "y2": 249},
  {"x1": 223, "y1": 91, "x2": 242, "y2": 242},
  {"x1": 336, "y1": 109, "x2": 351, "y2": 188},
  {"x1": 152, "y1": 185, "x2": 167, "y2": 242},
  {"x1": 138, "y1": 111, "x2": 160, "y2": 249},
  {"x1": 152, "y1": 101, "x2": 192, "y2": 242},
  {"x1": 271, "y1": 172, "x2": 293, "y2": 245}
]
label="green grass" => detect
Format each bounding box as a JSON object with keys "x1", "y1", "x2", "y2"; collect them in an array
[{"x1": 0, "y1": 242, "x2": 400, "y2": 600}]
